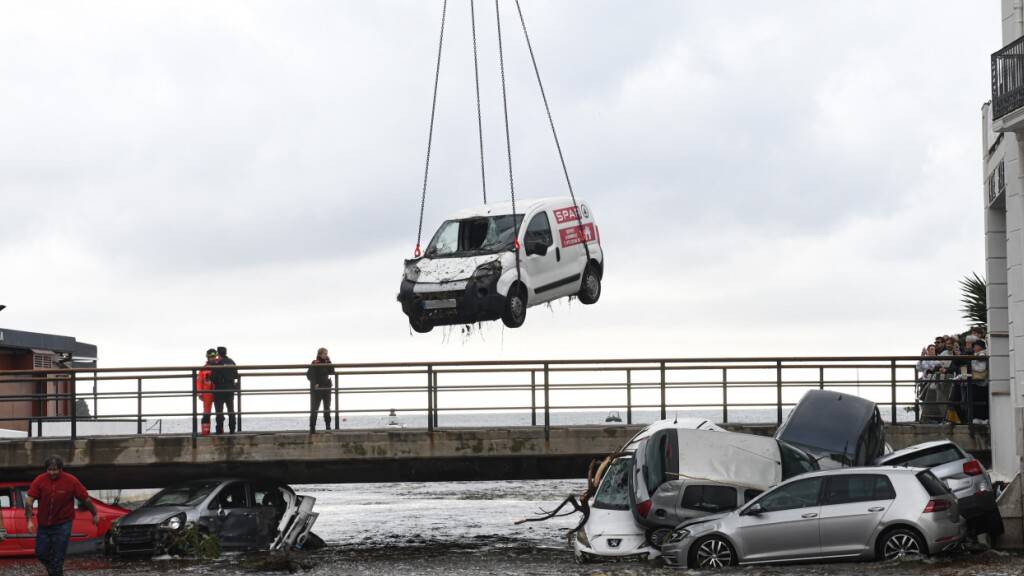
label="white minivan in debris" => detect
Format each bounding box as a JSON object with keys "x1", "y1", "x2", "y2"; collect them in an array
[{"x1": 398, "y1": 197, "x2": 604, "y2": 332}]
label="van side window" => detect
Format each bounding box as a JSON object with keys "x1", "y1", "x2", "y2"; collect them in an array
[
  {"x1": 743, "y1": 489, "x2": 763, "y2": 502},
  {"x1": 525, "y1": 212, "x2": 553, "y2": 247},
  {"x1": 681, "y1": 485, "x2": 738, "y2": 513}
]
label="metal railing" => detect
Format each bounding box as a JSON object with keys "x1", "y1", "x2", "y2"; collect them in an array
[
  {"x1": 0, "y1": 356, "x2": 989, "y2": 441},
  {"x1": 993, "y1": 34, "x2": 1024, "y2": 119}
]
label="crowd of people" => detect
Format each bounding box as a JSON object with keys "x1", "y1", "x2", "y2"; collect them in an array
[
  {"x1": 194, "y1": 346, "x2": 334, "y2": 435},
  {"x1": 916, "y1": 326, "x2": 989, "y2": 425}
]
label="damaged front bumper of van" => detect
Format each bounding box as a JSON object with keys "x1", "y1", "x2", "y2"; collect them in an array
[{"x1": 397, "y1": 265, "x2": 507, "y2": 330}]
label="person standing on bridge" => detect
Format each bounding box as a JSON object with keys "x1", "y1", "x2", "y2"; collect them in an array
[
  {"x1": 26, "y1": 455, "x2": 98, "y2": 576},
  {"x1": 197, "y1": 349, "x2": 217, "y2": 436},
  {"x1": 217, "y1": 346, "x2": 240, "y2": 429},
  {"x1": 306, "y1": 347, "x2": 335, "y2": 432},
  {"x1": 210, "y1": 350, "x2": 236, "y2": 434}
]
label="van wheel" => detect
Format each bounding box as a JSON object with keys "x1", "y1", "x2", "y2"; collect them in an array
[
  {"x1": 878, "y1": 527, "x2": 925, "y2": 560},
  {"x1": 410, "y1": 317, "x2": 433, "y2": 333},
  {"x1": 502, "y1": 284, "x2": 527, "y2": 328},
  {"x1": 689, "y1": 535, "x2": 737, "y2": 569},
  {"x1": 577, "y1": 263, "x2": 601, "y2": 305}
]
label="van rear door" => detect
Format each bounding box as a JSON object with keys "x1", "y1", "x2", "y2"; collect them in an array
[{"x1": 628, "y1": 428, "x2": 678, "y2": 525}]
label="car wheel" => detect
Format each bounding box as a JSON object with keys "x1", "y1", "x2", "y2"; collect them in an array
[
  {"x1": 502, "y1": 284, "x2": 527, "y2": 328},
  {"x1": 577, "y1": 263, "x2": 601, "y2": 305},
  {"x1": 879, "y1": 527, "x2": 925, "y2": 560},
  {"x1": 409, "y1": 316, "x2": 433, "y2": 333},
  {"x1": 689, "y1": 535, "x2": 737, "y2": 569}
]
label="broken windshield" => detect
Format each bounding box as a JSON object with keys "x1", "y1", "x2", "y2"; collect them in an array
[
  {"x1": 146, "y1": 481, "x2": 221, "y2": 507},
  {"x1": 594, "y1": 457, "x2": 632, "y2": 511},
  {"x1": 424, "y1": 215, "x2": 524, "y2": 257}
]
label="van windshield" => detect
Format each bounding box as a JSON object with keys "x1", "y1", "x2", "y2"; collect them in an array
[{"x1": 425, "y1": 215, "x2": 524, "y2": 257}]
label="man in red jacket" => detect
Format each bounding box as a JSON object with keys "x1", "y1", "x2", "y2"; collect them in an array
[{"x1": 25, "y1": 455, "x2": 98, "y2": 576}]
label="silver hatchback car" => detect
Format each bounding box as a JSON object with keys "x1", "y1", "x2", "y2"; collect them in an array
[{"x1": 662, "y1": 467, "x2": 964, "y2": 569}]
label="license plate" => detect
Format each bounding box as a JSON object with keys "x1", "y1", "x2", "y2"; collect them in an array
[{"x1": 423, "y1": 299, "x2": 456, "y2": 310}]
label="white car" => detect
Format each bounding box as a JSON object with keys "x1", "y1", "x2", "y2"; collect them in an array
[
  {"x1": 573, "y1": 419, "x2": 724, "y2": 563},
  {"x1": 398, "y1": 197, "x2": 604, "y2": 332}
]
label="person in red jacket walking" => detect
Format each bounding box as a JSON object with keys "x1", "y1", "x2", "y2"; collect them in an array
[
  {"x1": 197, "y1": 349, "x2": 217, "y2": 436},
  {"x1": 25, "y1": 455, "x2": 97, "y2": 576}
]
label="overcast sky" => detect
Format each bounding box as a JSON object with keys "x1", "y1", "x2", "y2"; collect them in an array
[{"x1": 0, "y1": 1, "x2": 1001, "y2": 369}]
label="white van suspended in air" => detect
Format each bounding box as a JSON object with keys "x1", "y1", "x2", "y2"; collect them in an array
[{"x1": 398, "y1": 197, "x2": 604, "y2": 332}]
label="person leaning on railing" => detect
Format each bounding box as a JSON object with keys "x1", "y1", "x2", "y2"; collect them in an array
[{"x1": 969, "y1": 340, "x2": 989, "y2": 424}]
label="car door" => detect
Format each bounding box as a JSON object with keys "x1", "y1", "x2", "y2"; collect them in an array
[
  {"x1": 551, "y1": 203, "x2": 593, "y2": 297},
  {"x1": 735, "y1": 477, "x2": 823, "y2": 562},
  {"x1": 818, "y1": 474, "x2": 895, "y2": 557},
  {"x1": 252, "y1": 485, "x2": 286, "y2": 549},
  {"x1": 521, "y1": 210, "x2": 562, "y2": 304},
  {"x1": 0, "y1": 487, "x2": 26, "y2": 557},
  {"x1": 209, "y1": 481, "x2": 260, "y2": 548}
]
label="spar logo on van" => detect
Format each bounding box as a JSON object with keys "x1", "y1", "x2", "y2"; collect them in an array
[{"x1": 553, "y1": 206, "x2": 580, "y2": 224}]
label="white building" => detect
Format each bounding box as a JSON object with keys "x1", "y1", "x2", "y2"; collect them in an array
[{"x1": 983, "y1": 0, "x2": 1024, "y2": 548}]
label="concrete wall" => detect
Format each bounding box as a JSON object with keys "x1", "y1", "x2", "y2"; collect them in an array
[{"x1": 0, "y1": 424, "x2": 989, "y2": 490}]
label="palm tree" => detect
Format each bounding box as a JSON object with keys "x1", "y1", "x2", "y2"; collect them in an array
[{"x1": 959, "y1": 273, "x2": 987, "y2": 329}]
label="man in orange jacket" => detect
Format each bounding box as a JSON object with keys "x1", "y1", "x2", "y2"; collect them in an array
[{"x1": 197, "y1": 349, "x2": 216, "y2": 436}]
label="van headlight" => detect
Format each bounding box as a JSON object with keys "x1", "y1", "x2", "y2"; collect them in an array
[
  {"x1": 575, "y1": 528, "x2": 591, "y2": 548},
  {"x1": 404, "y1": 263, "x2": 421, "y2": 282},
  {"x1": 160, "y1": 514, "x2": 185, "y2": 531},
  {"x1": 472, "y1": 261, "x2": 501, "y2": 279},
  {"x1": 667, "y1": 529, "x2": 690, "y2": 544}
]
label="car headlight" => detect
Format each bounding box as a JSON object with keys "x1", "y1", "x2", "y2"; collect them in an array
[
  {"x1": 576, "y1": 528, "x2": 591, "y2": 548},
  {"x1": 667, "y1": 529, "x2": 690, "y2": 544},
  {"x1": 404, "y1": 262, "x2": 420, "y2": 282},
  {"x1": 160, "y1": 514, "x2": 185, "y2": 531},
  {"x1": 472, "y1": 261, "x2": 501, "y2": 279}
]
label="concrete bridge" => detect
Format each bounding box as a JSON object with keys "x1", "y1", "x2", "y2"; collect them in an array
[{"x1": 0, "y1": 423, "x2": 989, "y2": 490}]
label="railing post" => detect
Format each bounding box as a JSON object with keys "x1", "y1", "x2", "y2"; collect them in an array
[
  {"x1": 70, "y1": 376, "x2": 77, "y2": 440},
  {"x1": 819, "y1": 366, "x2": 824, "y2": 390},
  {"x1": 427, "y1": 365, "x2": 434, "y2": 433},
  {"x1": 543, "y1": 363, "x2": 550, "y2": 441},
  {"x1": 722, "y1": 368, "x2": 728, "y2": 424},
  {"x1": 334, "y1": 373, "x2": 340, "y2": 431},
  {"x1": 660, "y1": 362, "x2": 666, "y2": 420},
  {"x1": 191, "y1": 369, "x2": 198, "y2": 439},
  {"x1": 137, "y1": 377, "x2": 143, "y2": 435},
  {"x1": 530, "y1": 371, "x2": 536, "y2": 426},
  {"x1": 890, "y1": 360, "x2": 898, "y2": 425},
  {"x1": 433, "y1": 371, "x2": 439, "y2": 428},
  {"x1": 776, "y1": 361, "x2": 783, "y2": 425},
  {"x1": 236, "y1": 375, "x2": 243, "y2": 432},
  {"x1": 626, "y1": 369, "x2": 632, "y2": 425},
  {"x1": 92, "y1": 370, "x2": 98, "y2": 419}
]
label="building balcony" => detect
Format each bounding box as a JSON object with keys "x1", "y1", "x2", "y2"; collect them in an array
[{"x1": 992, "y1": 35, "x2": 1024, "y2": 131}]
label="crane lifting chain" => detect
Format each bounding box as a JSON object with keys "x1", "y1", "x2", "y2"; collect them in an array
[{"x1": 414, "y1": 0, "x2": 590, "y2": 274}]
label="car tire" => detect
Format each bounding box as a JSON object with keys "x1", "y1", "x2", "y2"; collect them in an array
[
  {"x1": 409, "y1": 316, "x2": 433, "y2": 333},
  {"x1": 688, "y1": 535, "x2": 737, "y2": 569},
  {"x1": 502, "y1": 284, "x2": 527, "y2": 328},
  {"x1": 877, "y1": 527, "x2": 926, "y2": 560},
  {"x1": 577, "y1": 263, "x2": 601, "y2": 305}
]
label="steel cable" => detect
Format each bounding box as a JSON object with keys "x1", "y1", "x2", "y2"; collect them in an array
[
  {"x1": 494, "y1": 0, "x2": 522, "y2": 283},
  {"x1": 513, "y1": 0, "x2": 591, "y2": 264},
  {"x1": 470, "y1": 0, "x2": 487, "y2": 205},
  {"x1": 415, "y1": 0, "x2": 449, "y2": 258}
]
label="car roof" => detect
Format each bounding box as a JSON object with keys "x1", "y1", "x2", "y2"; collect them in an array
[
  {"x1": 446, "y1": 196, "x2": 585, "y2": 219},
  {"x1": 789, "y1": 466, "x2": 924, "y2": 479},
  {"x1": 875, "y1": 440, "x2": 960, "y2": 464},
  {"x1": 622, "y1": 418, "x2": 720, "y2": 450}
]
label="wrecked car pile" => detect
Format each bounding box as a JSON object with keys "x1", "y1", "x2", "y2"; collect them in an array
[{"x1": 521, "y1": 391, "x2": 1004, "y2": 569}]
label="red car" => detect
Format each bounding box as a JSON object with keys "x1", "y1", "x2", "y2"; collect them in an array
[{"x1": 0, "y1": 481, "x2": 129, "y2": 557}]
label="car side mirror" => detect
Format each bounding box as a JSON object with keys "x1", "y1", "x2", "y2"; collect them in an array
[
  {"x1": 525, "y1": 240, "x2": 547, "y2": 257},
  {"x1": 217, "y1": 506, "x2": 227, "y2": 518},
  {"x1": 743, "y1": 503, "x2": 764, "y2": 516}
]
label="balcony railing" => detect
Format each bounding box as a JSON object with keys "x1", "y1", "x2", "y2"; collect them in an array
[{"x1": 992, "y1": 35, "x2": 1024, "y2": 119}]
